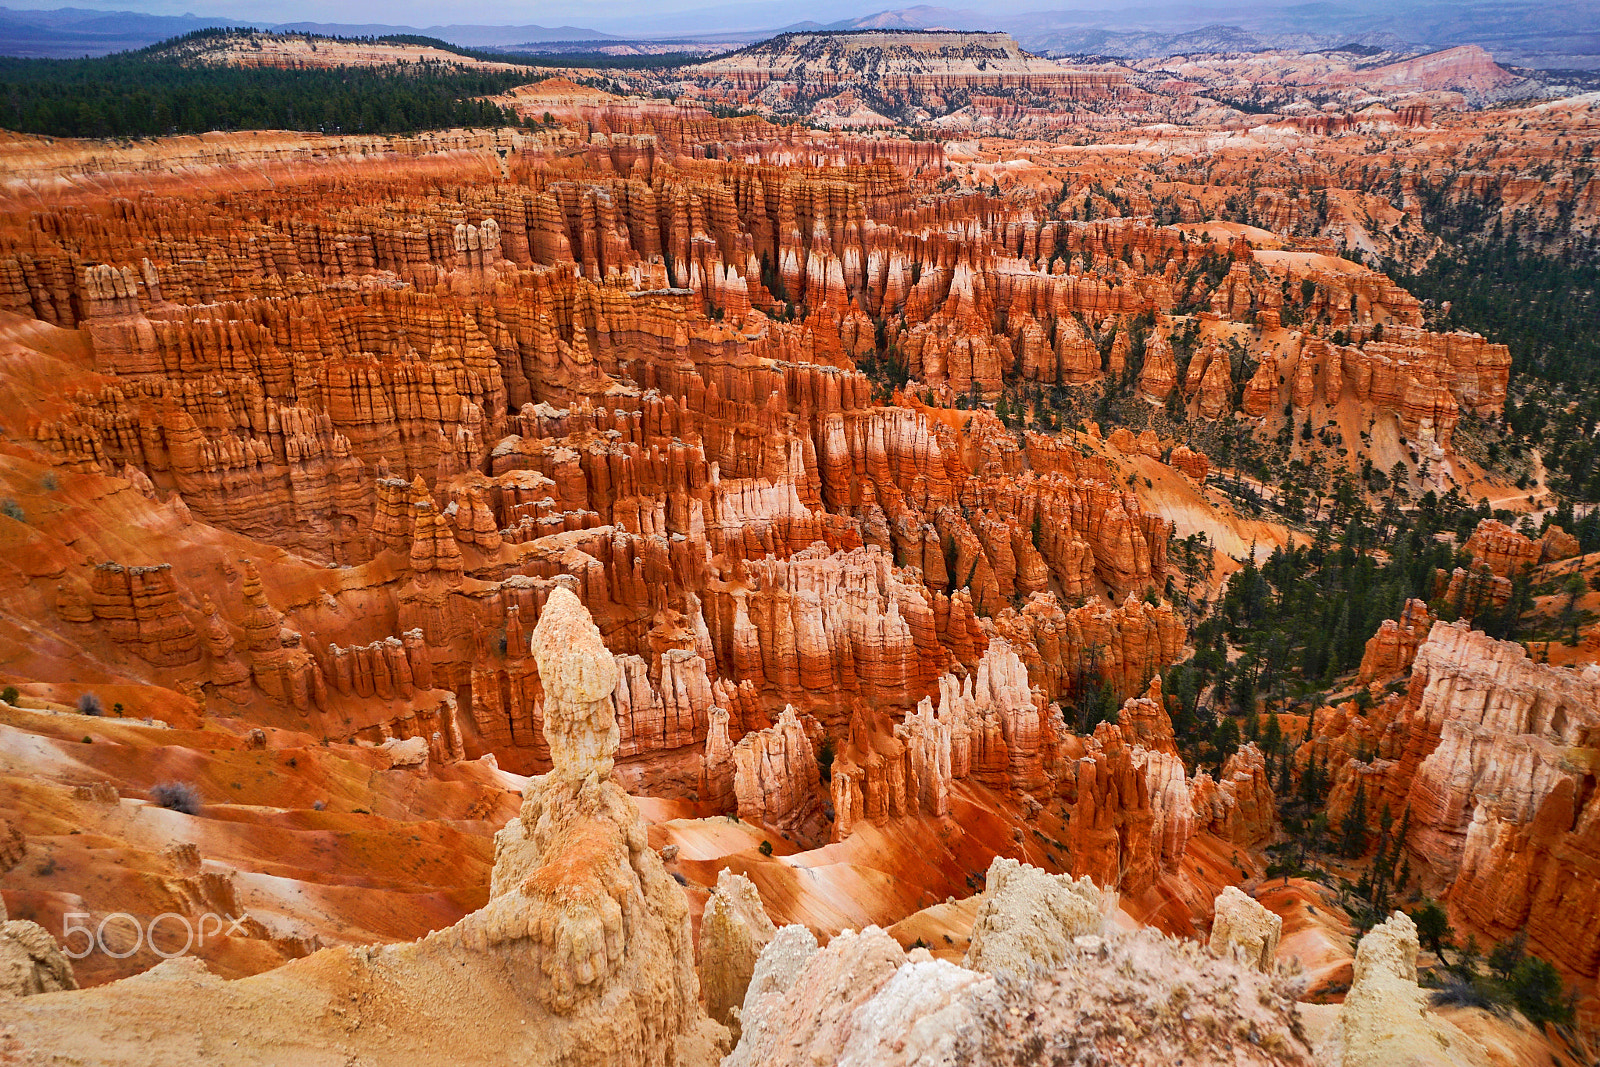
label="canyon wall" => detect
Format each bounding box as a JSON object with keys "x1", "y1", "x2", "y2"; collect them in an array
[{"x1": 1309, "y1": 618, "x2": 1600, "y2": 985}]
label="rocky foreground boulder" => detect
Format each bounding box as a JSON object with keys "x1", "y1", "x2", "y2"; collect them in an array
[
  {"x1": 0, "y1": 817, "x2": 78, "y2": 998},
  {"x1": 727, "y1": 856, "x2": 1314, "y2": 1066},
  {"x1": 1316, "y1": 911, "x2": 1489, "y2": 1067},
  {"x1": 1209, "y1": 884, "x2": 1283, "y2": 972}
]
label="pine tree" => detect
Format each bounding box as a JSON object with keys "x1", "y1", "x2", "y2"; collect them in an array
[
  {"x1": 1411, "y1": 900, "x2": 1452, "y2": 963},
  {"x1": 1340, "y1": 778, "x2": 1369, "y2": 858},
  {"x1": 1559, "y1": 571, "x2": 1587, "y2": 645},
  {"x1": 1324, "y1": 602, "x2": 1352, "y2": 683},
  {"x1": 1300, "y1": 751, "x2": 1322, "y2": 810},
  {"x1": 1488, "y1": 929, "x2": 1527, "y2": 980}
]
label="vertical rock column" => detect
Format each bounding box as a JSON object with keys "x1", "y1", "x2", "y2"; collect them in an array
[{"x1": 444, "y1": 584, "x2": 727, "y2": 1066}]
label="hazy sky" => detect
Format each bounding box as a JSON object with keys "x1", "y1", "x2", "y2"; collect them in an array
[
  {"x1": 27, "y1": 0, "x2": 1500, "y2": 39},
  {"x1": 19, "y1": 0, "x2": 887, "y2": 30},
  {"x1": 16, "y1": 0, "x2": 1175, "y2": 35}
]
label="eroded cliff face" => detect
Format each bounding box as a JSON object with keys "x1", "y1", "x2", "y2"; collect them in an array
[
  {"x1": 1401, "y1": 625, "x2": 1600, "y2": 873},
  {"x1": 1403, "y1": 626, "x2": 1600, "y2": 982},
  {"x1": 0, "y1": 117, "x2": 1305, "y2": 1016},
  {"x1": 1307, "y1": 618, "x2": 1600, "y2": 990}
]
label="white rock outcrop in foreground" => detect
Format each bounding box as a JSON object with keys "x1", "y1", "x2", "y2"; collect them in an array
[
  {"x1": 697, "y1": 869, "x2": 776, "y2": 1042},
  {"x1": 1315, "y1": 911, "x2": 1489, "y2": 1067},
  {"x1": 1208, "y1": 885, "x2": 1282, "y2": 971},
  {"x1": 728, "y1": 870, "x2": 1314, "y2": 1066},
  {"x1": 963, "y1": 855, "x2": 1109, "y2": 977}
]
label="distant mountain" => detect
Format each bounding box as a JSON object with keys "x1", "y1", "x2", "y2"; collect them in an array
[
  {"x1": 1017, "y1": 23, "x2": 1336, "y2": 60},
  {"x1": 0, "y1": 7, "x2": 615, "y2": 59},
  {"x1": 0, "y1": 7, "x2": 247, "y2": 57},
  {"x1": 2, "y1": 0, "x2": 1595, "y2": 68},
  {"x1": 686, "y1": 28, "x2": 1127, "y2": 123},
  {"x1": 830, "y1": 6, "x2": 1001, "y2": 31},
  {"x1": 771, "y1": 1, "x2": 1599, "y2": 69},
  {"x1": 884, "y1": 0, "x2": 1600, "y2": 67}
]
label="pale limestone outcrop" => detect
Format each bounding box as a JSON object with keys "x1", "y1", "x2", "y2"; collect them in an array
[
  {"x1": 378, "y1": 735, "x2": 429, "y2": 769},
  {"x1": 528, "y1": 584, "x2": 621, "y2": 783},
  {"x1": 1208, "y1": 886, "x2": 1280, "y2": 971},
  {"x1": 1315, "y1": 912, "x2": 1488, "y2": 1067},
  {"x1": 0, "y1": 921, "x2": 79, "y2": 997},
  {"x1": 437, "y1": 583, "x2": 726, "y2": 1064},
  {"x1": 725, "y1": 925, "x2": 986, "y2": 1067},
  {"x1": 732, "y1": 923, "x2": 819, "y2": 1039},
  {"x1": 963, "y1": 856, "x2": 1109, "y2": 978},
  {"x1": 696, "y1": 869, "x2": 775, "y2": 1042},
  {"x1": 727, "y1": 914, "x2": 1312, "y2": 1066}
]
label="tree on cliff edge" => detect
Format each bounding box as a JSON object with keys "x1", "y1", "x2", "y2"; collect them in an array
[
  {"x1": 1338, "y1": 778, "x2": 1369, "y2": 859},
  {"x1": 1410, "y1": 900, "x2": 1453, "y2": 965}
]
